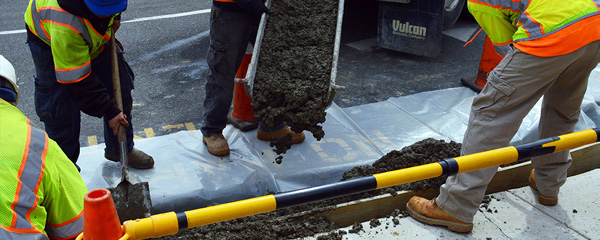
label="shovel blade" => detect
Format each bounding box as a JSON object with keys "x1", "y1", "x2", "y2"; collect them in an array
[{"x1": 107, "y1": 180, "x2": 152, "y2": 223}]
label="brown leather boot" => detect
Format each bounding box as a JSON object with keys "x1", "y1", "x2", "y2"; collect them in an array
[
  {"x1": 203, "y1": 134, "x2": 230, "y2": 156},
  {"x1": 257, "y1": 126, "x2": 305, "y2": 144},
  {"x1": 406, "y1": 196, "x2": 473, "y2": 233},
  {"x1": 105, "y1": 147, "x2": 154, "y2": 169},
  {"x1": 529, "y1": 169, "x2": 558, "y2": 206}
]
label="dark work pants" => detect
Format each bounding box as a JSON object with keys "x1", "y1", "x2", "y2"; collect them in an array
[
  {"x1": 201, "y1": 6, "x2": 259, "y2": 137},
  {"x1": 28, "y1": 39, "x2": 135, "y2": 164}
]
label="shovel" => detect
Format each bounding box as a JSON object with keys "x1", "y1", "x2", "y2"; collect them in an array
[{"x1": 106, "y1": 28, "x2": 152, "y2": 223}]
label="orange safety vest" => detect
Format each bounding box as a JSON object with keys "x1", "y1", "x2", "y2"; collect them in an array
[{"x1": 468, "y1": 0, "x2": 600, "y2": 57}]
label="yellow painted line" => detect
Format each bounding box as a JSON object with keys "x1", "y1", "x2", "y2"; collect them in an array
[
  {"x1": 145, "y1": 128, "x2": 155, "y2": 138},
  {"x1": 87, "y1": 136, "x2": 98, "y2": 146},
  {"x1": 185, "y1": 122, "x2": 196, "y2": 131},
  {"x1": 134, "y1": 134, "x2": 143, "y2": 139},
  {"x1": 162, "y1": 124, "x2": 184, "y2": 130}
]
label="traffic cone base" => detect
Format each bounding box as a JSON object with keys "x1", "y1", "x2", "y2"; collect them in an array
[
  {"x1": 229, "y1": 52, "x2": 258, "y2": 131},
  {"x1": 228, "y1": 110, "x2": 258, "y2": 131}
]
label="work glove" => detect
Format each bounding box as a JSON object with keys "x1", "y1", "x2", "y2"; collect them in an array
[{"x1": 236, "y1": 0, "x2": 271, "y2": 18}]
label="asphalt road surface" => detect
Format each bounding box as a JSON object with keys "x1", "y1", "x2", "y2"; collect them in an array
[{"x1": 0, "y1": 0, "x2": 483, "y2": 147}]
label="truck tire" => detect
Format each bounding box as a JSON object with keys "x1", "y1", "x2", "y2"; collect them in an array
[{"x1": 443, "y1": 0, "x2": 466, "y2": 29}]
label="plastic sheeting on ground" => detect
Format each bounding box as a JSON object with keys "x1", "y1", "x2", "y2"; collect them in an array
[{"x1": 79, "y1": 65, "x2": 600, "y2": 214}]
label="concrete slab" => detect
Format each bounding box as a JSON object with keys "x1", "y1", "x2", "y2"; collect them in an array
[
  {"x1": 510, "y1": 169, "x2": 600, "y2": 239},
  {"x1": 307, "y1": 169, "x2": 599, "y2": 239}
]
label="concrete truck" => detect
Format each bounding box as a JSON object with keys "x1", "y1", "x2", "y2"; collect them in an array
[{"x1": 376, "y1": 0, "x2": 467, "y2": 57}]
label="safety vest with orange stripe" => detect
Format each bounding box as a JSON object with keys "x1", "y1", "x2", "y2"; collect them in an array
[
  {"x1": 0, "y1": 99, "x2": 88, "y2": 240},
  {"x1": 467, "y1": 0, "x2": 600, "y2": 57},
  {"x1": 24, "y1": 0, "x2": 115, "y2": 83}
]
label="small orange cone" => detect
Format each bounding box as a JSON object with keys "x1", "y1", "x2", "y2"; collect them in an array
[
  {"x1": 228, "y1": 45, "x2": 258, "y2": 131},
  {"x1": 461, "y1": 35, "x2": 505, "y2": 92},
  {"x1": 82, "y1": 189, "x2": 123, "y2": 240}
]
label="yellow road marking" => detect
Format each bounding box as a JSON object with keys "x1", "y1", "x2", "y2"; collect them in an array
[
  {"x1": 87, "y1": 136, "x2": 98, "y2": 146},
  {"x1": 185, "y1": 122, "x2": 196, "y2": 131},
  {"x1": 162, "y1": 124, "x2": 184, "y2": 130},
  {"x1": 145, "y1": 128, "x2": 155, "y2": 138}
]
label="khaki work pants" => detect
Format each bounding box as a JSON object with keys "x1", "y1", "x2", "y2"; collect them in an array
[{"x1": 437, "y1": 41, "x2": 600, "y2": 223}]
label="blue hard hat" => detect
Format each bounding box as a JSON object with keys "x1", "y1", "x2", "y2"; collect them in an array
[{"x1": 84, "y1": 0, "x2": 127, "y2": 16}]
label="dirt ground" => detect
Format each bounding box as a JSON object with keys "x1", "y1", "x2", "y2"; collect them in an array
[
  {"x1": 154, "y1": 138, "x2": 461, "y2": 240},
  {"x1": 251, "y1": 0, "x2": 338, "y2": 156}
]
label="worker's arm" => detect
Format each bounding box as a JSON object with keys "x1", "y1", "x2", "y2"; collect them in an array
[
  {"x1": 64, "y1": 77, "x2": 128, "y2": 136},
  {"x1": 235, "y1": 0, "x2": 271, "y2": 17},
  {"x1": 50, "y1": 31, "x2": 127, "y2": 134},
  {"x1": 467, "y1": 0, "x2": 518, "y2": 46}
]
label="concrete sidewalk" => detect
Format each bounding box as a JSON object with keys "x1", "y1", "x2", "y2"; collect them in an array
[{"x1": 312, "y1": 169, "x2": 600, "y2": 240}]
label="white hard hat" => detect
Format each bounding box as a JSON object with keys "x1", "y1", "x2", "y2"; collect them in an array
[{"x1": 0, "y1": 54, "x2": 19, "y2": 105}]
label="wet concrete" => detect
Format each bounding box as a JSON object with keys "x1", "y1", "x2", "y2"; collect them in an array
[
  {"x1": 108, "y1": 181, "x2": 152, "y2": 223},
  {"x1": 252, "y1": 0, "x2": 338, "y2": 155},
  {"x1": 154, "y1": 138, "x2": 461, "y2": 239}
]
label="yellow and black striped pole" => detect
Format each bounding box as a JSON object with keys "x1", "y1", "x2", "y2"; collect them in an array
[{"x1": 120, "y1": 128, "x2": 600, "y2": 240}]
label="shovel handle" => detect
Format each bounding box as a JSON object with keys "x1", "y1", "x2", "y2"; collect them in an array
[
  {"x1": 110, "y1": 28, "x2": 129, "y2": 177},
  {"x1": 110, "y1": 29, "x2": 127, "y2": 143}
]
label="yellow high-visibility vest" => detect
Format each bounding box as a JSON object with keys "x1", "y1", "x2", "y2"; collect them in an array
[
  {"x1": 0, "y1": 99, "x2": 88, "y2": 239},
  {"x1": 24, "y1": 0, "x2": 115, "y2": 83},
  {"x1": 468, "y1": 0, "x2": 600, "y2": 57}
]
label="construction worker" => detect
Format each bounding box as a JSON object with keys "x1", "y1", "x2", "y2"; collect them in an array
[
  {"x1": 0, "y1": 54, "x2": 88, "y2": 240},
  {"x1": 24, "y1": 0, "x2": 154, "y2": 169},
  {"x1": 202, "y1": 0, "x2": 305, "y2": 156},
  {"x1": 406, "y1": 0, "x2": 600, "y2": 233}
]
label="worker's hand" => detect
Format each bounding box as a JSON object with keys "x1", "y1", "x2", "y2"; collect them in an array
[
  {"x1": 112, "y1": 20, "x2": 121, "y2": 33},
  {"x1": 252, "y1": 1, "x2": 271, "y2": 17},
  {"x1": 109, "y1": 112, "x2": 129, "y2": 136}
]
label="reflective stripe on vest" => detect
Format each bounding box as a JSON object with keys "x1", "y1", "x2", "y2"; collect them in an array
[
  {"x1": 0, "y1": 228, "x2": 46, "y2": 240},
  {"x1": 24, "y1": 0, "x2": 115, "y2": 83},
  {"x1": 29, "y1": 1, "x2": 93, "y2": 47},
  {"x1": 45, "y1": 211, "x2": 84, "y2": 239},
  {"x1": 469, "y1": 0, "x2": 600, "y2": 56},
  {"x1": 54, "y1": 60, "x2": 92, "y2": 83},
  {"x1": 0, "y1": 115, "x2": 47, "y2": 239},
  {"x1": 10, "y1": 119, "x2": 47, "y2": 231}
]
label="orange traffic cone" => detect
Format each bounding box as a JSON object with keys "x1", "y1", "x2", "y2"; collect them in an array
[
  {"x1": 461, "y1": 35, "x2": 505, "y2": 92},
  {"x1": 228, "y1": 45, "x2": 258, "y2": 131},
  {"x1": 81, "y1": 189, "x2": 123, "y2": 240}
]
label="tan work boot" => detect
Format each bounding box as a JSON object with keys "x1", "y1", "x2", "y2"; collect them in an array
[
  {"x1": 257, "y1": 126, "x2": 305, "y2": 144},
  {"x1": 203, "y1": 134, "x2": 230, "y2": 156},
  {"x1": 529, "y1": 169, "x2": 558, "y2": 206},
  {"x1": 105, "y1": 148, "x2": 154, "y2": 169},
  {"x1": 406, "y1": 196, "x2": 473, "y2": 233}
]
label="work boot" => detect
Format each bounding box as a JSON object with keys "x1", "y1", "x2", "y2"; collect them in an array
[
  {"x1": 257, "y1": 126, "x2": 305, "y2": 144},
  {"x1": 406, "y1": 196, "x2": 473, "y2": 233},
  {"x1": 105, "y1": 148, "x2": 155, "y2": 169},
  {"x1": 203, "y1": 134, "x2": 230, "y2": 156},
  {"x1": 529, "y1": 169, "x2": 558, "y2": 206}
]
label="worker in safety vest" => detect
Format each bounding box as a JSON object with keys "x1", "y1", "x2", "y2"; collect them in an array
[
  {"x1": 407, "y1": 0, "x2": 600, "y2": 233},
  {"x1": 0, "y1": 54, "x2": 88, "y2": 240},
  {"x1": 24, "y1": 0, "x2": 154, "y2": 169},
  {"x1": 202, "y1": 0, "x2": 305, "y2": 156}
]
